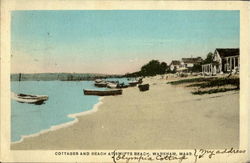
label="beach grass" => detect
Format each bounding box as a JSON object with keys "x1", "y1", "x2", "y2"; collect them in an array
[
  {"x1": 187, "y1": 77, "x2": 239, "y2": 88},
  {"x1": 167, "y1": 77, "x2": 215, "y2": 85},
  {"x1": 199, "y1": 77, "x2": 239, "y2": 88},
  {"x1": 168, "y1": 76, "x2": 239, "y2": 95},
  {"x1": 192, "y1": 88, "x2": 239, "y2": 95}
]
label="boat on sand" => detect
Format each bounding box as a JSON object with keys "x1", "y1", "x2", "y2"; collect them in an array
[
  {"x1": 128, "y1": 77, "x2": 143, "y2": 86},
  {"x1": 138, "y1": 84, "x2": 150, "y2": 92},
  {"x1": 11, "y1": 92, "x2": 49, "y2": 105},
  {"x1": 128, "y1": 81, "x2": 139, "y2": 86},
  {"x1": 83, "y1": 89, "x2": 122, "y2": 96}
]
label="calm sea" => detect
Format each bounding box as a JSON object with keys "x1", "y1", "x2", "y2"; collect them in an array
[{"x1": 11, "y1": 78, "x2": 132, "y2": 142}]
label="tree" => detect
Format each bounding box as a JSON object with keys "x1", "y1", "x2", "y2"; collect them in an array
[
  {"x1": 191, "y1": 63, "x2": 202, "y2": 72},
  {"x1": 203, "y1": 52, "x2": 213, "y2": 64},
  {"x1": 140, "y1": 60, "x2": 168, "y2": 76},
  {"x1": 124, "y1": 60, "x2": 168, "y2": 77},
  {"x1": 159, "y1": 62, "x2": 168, "y2": 74}
]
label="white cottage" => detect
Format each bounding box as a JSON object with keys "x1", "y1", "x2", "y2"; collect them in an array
[
  {"x1": 202, "y1": 48, "x2": 240, "y2": 75},
  {"x1": 169, "y1": 60, "x2": 181, "y2": 71},
  {"x1": 180, "y1": 57, "x2": 203, "y2": 71}
]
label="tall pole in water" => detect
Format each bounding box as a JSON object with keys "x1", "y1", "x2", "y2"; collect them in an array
[{"x1": 18, "y1": 73, "x2": 21, "y2": 81}]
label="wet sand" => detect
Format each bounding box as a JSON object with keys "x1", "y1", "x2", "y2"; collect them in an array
[{"x1": 11, "y1": 77, "x2": 239, "y2": 149}]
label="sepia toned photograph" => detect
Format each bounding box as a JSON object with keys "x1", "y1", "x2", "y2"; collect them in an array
[{"x1": 0, "y1": 1, "x2": 249, "y2": 163}]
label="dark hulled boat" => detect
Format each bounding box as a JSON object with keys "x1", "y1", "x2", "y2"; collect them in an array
[
  {"x1": 83, "y1": 89, "x2": 122, "y2": 96},
  {"x1": 94, "y1": 82, "x2": 108, "y2": 87},
  {"x1": 138, "y1": 84, "x2": 149, "y2": 92}
]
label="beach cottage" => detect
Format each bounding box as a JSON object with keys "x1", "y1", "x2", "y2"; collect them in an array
[
  {"x1": 202, "y1": 48, "x2": 240, "y2": 75},
  {"x1": 181, "y1": 57, "x2": 203, "y2": 68},
  {"x1": 179, "y1": 57, "x2": 203, "y2": 71},
  {"x1": 169, "y1": 60, "x2": 181, "y2": 71}
]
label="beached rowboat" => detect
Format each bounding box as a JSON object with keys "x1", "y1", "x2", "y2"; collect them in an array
[
  {"x1": 107, "y1": 82, "x2": 118, "y2": 88},
  {"x1": 11, "y1": 92, "x2": 49, "y2": 105},
  {"x1": 95, "y1": 79, "x2": 103, "y2": 83},
  {"x1": 94, "y1": 82, "x2": 108, "y2": 87},
  {"x1": 83, "y1": 89, "x2": 122, "y2": 96},
  {"x1": 128, "y1": 78, "x2": 143, "y2": 87},
  {"x1": 128, "y1": 81, "x2": 139, "y2": 86},
  {"x1": 138, "y1": 84, "x2": 150, "y2": 92}
]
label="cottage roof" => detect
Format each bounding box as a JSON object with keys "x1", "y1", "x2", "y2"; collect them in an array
[
  {"x1": 215, "y1": 48, "x2": 239, "y2": 57},
  {"x1": 170, "y1": 60, "x2": 181, "y2": 65},
  {"x1": 181, "y1": 57, "x2": 203, "y2": 64}
]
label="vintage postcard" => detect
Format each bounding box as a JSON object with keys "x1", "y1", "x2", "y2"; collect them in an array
[{"x1": 0, "y1": 0, "x2": 249, "y2": 162}]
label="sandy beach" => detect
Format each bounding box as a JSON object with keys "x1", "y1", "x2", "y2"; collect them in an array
[{"x1": 11, "y1": 76, "x2": 239, "y2": 150}]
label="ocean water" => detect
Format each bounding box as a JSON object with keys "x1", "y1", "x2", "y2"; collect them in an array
[
  {"x1": 11, "y1": 80, "x2": 103, "y2": 142},
  {"x1": 11, "y1": 78, "x2": 133, "y2": 142}
]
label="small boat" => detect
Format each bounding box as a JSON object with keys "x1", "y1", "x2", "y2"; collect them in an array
[
  {"x1": 128, "y1": 81, "x2": 140, "y2": 87},
  {"x1": 106, "y1": 80, "x2": 119, "y2": 84},
  {"x1": 11, "y1": 93, "x2": 48, "y2": 105},
  {"x1": 117, "y1": 83, "x2": 129, "y2": 88},
  {"x1": 128, "y1": 78, "x2": 143, "y2": 87},
  {"x1": 83, "y1": 89, "x2": 122, "y2": 96},
  {"x1": 138, "y1": 84, "x2": 149, "y2": 92},
  {"x1": 95, "y1": 79, "x2": 103, "y2": 83},
  {"x1": 107, "y1": 82, "x2": 118, "y2": 88},
  {"x1": 94, "y1": 82, "x2": 108, "y2": 87}
]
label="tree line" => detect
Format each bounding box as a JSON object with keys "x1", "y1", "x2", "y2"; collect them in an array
[
  {"x1": 124, "y1": 53, "x2": 213, "y2": 77},
  {"x1": 124, "y1": 60, "x2": 168, "y2": 77}
]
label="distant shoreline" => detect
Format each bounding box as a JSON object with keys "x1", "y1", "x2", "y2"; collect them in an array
[{"x1": 11, "y1": 73, "x2": 124, "y2": 81}]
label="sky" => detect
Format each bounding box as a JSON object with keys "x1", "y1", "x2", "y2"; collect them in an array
[{"x1": 11, "y1": 10, "x2": 239, "y2": 74}]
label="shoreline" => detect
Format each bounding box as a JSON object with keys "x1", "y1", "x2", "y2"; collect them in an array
[
  {"x1": 11, "y1": 76, "x2": 239, "y2": 149},
  {"x1": 11, "y1": 97, "x2": 105, "y2": 144}
]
